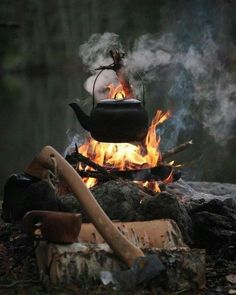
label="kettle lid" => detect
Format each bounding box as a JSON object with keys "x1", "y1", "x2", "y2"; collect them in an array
[{"x1": 98, "y1": 98, "x2": 141, "y2": 105}]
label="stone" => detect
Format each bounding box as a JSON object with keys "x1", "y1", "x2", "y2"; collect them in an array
[
  {"x1": 59, "y1": 179, "x2": 151, "y2": 222},
  {"x1": 91, "y1": 179, "x2": 150, "y2": 222},
  {"x1": 139, "y1": 192, "x2": 193, "y2": 245},
  {"x1": 191, "y1": 211, "x2": 236, "y2": 252},
  {"x1": 2, "y1": 174, "x2": 71, "y2": 222}
]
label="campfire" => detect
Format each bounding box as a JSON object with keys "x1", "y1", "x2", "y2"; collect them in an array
[
  {"x1": 77, "y1": 108, "x2": 171, "y2": 192},
  {"x1": 69, "y1": 50, "x2": 176, "y2": 192}
]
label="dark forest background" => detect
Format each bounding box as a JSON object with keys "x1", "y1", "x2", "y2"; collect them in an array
[{"x1": 1, "y1": 0, "x2": 236, "y2": 194}]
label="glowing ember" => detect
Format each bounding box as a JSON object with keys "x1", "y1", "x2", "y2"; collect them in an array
[{"x1": 77, "y1": 97, "x2": 171, "y2": 192}]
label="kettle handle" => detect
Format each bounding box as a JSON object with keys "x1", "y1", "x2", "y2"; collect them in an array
[{"x1": 92, "y1": 69, "x2": 145, "y2": 108}]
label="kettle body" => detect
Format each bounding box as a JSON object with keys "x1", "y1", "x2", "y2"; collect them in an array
[
  {"x1": 69, "y1": 99, "x2": 149, "y2": 143},
  {"x1": 69, "y1": 67, "x2": 149, "y2": 143}
]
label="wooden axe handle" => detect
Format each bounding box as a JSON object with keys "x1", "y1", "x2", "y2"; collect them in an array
[{"x1": 25, "y1": 146, "x2": 144, "y2": 267}]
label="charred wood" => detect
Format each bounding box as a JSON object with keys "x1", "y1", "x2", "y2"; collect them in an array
[
  {"x1": 66, "y1": 148, "x2": 181, "y2": 182},
  {"x1": 77, "y1": 170, "x2": 111, "y2": 181},
  {"x1": 110, "y1": 165, "x2": 181, "y2": 182},
  {"x1": 66, "y1": 146, "x2": 113, "y2": 178},
  {"x1": 76, "y1": 164, "x2": 181, "y2": 182}
]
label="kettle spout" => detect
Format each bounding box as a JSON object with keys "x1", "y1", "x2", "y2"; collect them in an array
[{"x1": 69, "y1": 103, "x2": 91, "y2": 131}]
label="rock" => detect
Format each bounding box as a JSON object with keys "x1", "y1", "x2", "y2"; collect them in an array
[
  {"x1": 189, "y1": 198, "x2": 236, "y2": 219},
  {"x1": 59, "y1": 194, "x2": 82, "y2": 214},
  {"x1": 226, "y1": 274, "x2": 236, "y2": 284},
  {"x1": 187, "y1": 181, "x2": 236, "y2": 200},
  {"x1": 2, "y1": 173, "x2": 72, "y2": 222},
  {"x1": 2, "y1": 173, "x2": 39, "y2": 221},
  {"x1": 59, "y1": 179, "x2": 150, "y2": 222},
  {"x1": 166, "y1": 180, "x2": 236, "y2": 253},
  {"x1": 64, "y1": 180, "x2": 149, "y2": 222},
  {"x1": 55, "y1": 179, "x2": 151, "y2": 222},
  {"x1": 91, "y1": 180, "x2": 148, "y2": 222},
  {"x1": 23, "y1": 181, "x2": 72, "y2": 213},
  {"x1": 139, "y1": 192, "x2": 193, "y2": 245},
  {"x1": 187, "y1": 197, "x2": 236, "y2": 254},
  {"x1": 192, "y1": 211, "x2": 236, "y2": 252},
  {"x1": 167, "y1": 179, "x2": 236, "y2": 203}
]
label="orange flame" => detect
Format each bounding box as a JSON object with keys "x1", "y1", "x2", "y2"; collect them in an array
[
  {"x1": 77, "y1": 89, "x2": 171, "y2": 192},
  {"x1": 107, "y1": 83, "x2": 126, "y2": 99}
]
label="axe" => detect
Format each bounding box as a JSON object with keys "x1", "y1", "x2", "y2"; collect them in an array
[{"x1": 25, "y1": 146, "x2": 164, "y2": 288}]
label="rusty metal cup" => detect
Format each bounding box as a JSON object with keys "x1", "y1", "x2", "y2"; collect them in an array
[{"x1": 23, "y1": 210, "x2": 81, "y2": 243}]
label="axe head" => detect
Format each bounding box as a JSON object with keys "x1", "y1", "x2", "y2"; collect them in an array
[{"x1": 101, "y1": 255, "x2": 165, "y2": 290}]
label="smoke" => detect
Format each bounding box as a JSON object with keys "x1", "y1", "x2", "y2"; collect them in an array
[
  {"x1": 79, "y1": 28, "x2": 236, "y2": 146},
  {"x1": 79, "y1": 33, "x2": 123, "y2": 100},
  {"x1": 79, "y1": 32, "x2": 123, "y2": 71},
  {"x1": 127, "y1": 30, "x2": 236, "y2": 146}
]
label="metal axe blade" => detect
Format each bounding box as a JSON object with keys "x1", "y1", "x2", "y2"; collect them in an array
[{"x1": 112, "y1": 255, "x2": 165, "y2": 290}]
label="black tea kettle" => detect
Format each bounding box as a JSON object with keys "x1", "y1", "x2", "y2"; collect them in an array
[{"x1": 69, "y1": 70, "x2": 149, "y2": 143}]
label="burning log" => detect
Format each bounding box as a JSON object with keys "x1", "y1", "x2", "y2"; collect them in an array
[
  {"x1": 72, "y1": 144, "x2": 112, "y2": 178},
  {"x1": 76, "y1": 164, "x2": 181, "y2": 182},
  {"x1": 66, "y1": 146, "x2": 181, "y2": 185},
  {"x1": 162, "y1": 140, "x2": 193, "y2": 160},
  {"x1": 109, "y1": 165, "x2": 181, "y2": 182},
  {"x1": 73, "y1": 139, "x2": 191, "y2": 185}
]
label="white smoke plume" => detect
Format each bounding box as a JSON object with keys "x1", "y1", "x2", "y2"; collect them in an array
[
  {"x1": 79, "y1": 33, "x2": 123, "y2": 100},
  {"x1": 79, "y1": 31, "x2": 236, "y2": 145}
]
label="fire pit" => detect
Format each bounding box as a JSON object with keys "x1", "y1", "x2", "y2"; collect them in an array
[
  {"x1": 1, "y1": 131, "x2": 205, "y2": 293},
  {"x1": 21, "y1": 146, "x2": 205, "y2": 292}
]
